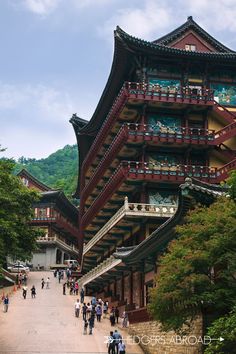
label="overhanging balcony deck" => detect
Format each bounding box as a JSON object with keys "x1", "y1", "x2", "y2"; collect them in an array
[
  {"x1": 81, "y1": 158, "x2": 236, "y2": 229},
  {"x1": 82, "y1": 119, "x2": 236, "y2": 205},
  {"x1": 81, "y1": 82, "x2": 215, "y2": 182},
  {"x1": 79, "y1": 255, "x2": 122, "y2": 287},
  {"x1": 83, "y1": 197, "x2": 177, "y2": 256},
  {"x1": 31, "y1": 216, "x2": 79, "y2": 239},
  {"x1": 37, "y1": 236, "x2": 79, "y2": 255}
]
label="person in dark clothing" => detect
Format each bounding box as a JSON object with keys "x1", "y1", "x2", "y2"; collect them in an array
[
  {"x1": 88, "y1": 316, "x2": 94, "y2": 335},
  {"x1": 96, "y1": 305, "x2": 102, "y2": 322},
  {"x1": 82, "y1": 303, "x2": 87, "y2": 321},
  {"x1": 63, "y1": 283, "x2": 66, "y2": 295},
  {"x1": 115, "y1": 307, "x2": 119, "y2": 324},
  {"x1": 80, "y1": 287, "x2": 84, "y2": 303},
  {"x1": 110, "y1": 312, "x2": 115, "y2": 326},
  {"x1": 30, "y1": 285, "x2": 36, "y2": 298},
  {"x1": 108, "y1": 331, "x2": 115, "y2": 354},
  {"x1": 41, "y1": 278, "x2": 45, "y2": 289}
]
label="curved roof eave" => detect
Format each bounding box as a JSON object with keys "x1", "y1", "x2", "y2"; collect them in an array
[
  {"x1": 79, "y1": 29, "x2": 132, "y2": 135},
  {"x1": 115, "y1": 26, "x2": 236, "y2": 60},
  {"x1": 154, "y1": 16, "x2": 235, "y2": 53}
]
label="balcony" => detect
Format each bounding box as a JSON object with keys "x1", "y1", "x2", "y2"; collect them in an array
[
  {"x1": 81, "y1": 82, "x2": 215, "y2": 182},
  {"x1": 78, "y1": 255, "x2": 122, "y2": 287},
  {"x1": 31, "y1": 215, "x2": 78, "y2": 239},
  {"x1": 81, "y1": 159, "x2": 236, "y2": 229},
  {"x1": 37, "y1": 236, "x2": 79, "y2": 254},
  {"x1": 83, "y1": 197, "x2": 177, "y2": 255}
]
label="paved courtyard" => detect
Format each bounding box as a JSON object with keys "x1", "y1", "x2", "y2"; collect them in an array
[{"x1": 0, "y1": 271, "x2": 143, "y2": 354}]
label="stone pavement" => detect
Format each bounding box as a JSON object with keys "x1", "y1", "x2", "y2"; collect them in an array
[{"x1": 0, "y1": 271, "x2": 143, "y2": 354}]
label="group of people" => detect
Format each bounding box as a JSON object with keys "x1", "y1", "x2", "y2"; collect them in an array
[{"x1": 108, "y1": 329, "x2": 126, "y2": 354}]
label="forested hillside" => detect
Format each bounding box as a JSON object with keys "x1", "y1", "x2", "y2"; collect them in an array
[{"x1": 14, "y1": 145, "x2": 78, "y2": 201}]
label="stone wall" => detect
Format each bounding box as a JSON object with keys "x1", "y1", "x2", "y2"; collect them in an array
[{"x1": 128, "y1": 317, "x2": 203, "y2": 354}]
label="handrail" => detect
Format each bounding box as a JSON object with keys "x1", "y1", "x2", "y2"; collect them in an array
[
  {"x1": 79, "y1": 255, "x2": 121, "y2": 286},
  {"x1": 81, "y1": 81, "x2": 215, "y2": 182},
  {"x1": 37, "y1": 235, "x2": 79, "y2": 253},
  {"x1": 83, "y1": 197, "x2": 177, "y2": 255}
]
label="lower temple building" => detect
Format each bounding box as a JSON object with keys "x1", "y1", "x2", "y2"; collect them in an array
[
  {"x1": 18, "y1": 169, "x2": 79, "y2": 270},
  {"x1": 70, "y1": 16, "x2": 236, "y2": 353}
]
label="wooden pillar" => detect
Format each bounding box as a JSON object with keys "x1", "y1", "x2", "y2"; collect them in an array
[
  {"x1": 140, "y1": 183, "x2": 147, "y2": 204},
  {"x1": 121, "y1": 272, "x2": 124, "y2": 301},
  {"x1": 114, "y1": 277, "x2": 117, "y2": 297},
  {"x1": 130, "y1": 268, "x2": 133, "y2": 305}
]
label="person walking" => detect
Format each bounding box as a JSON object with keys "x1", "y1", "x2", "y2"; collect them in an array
[
  {"x1": 22, "y1": 285, "x2": 27, "y2": 299},
  {"x1": 88, "y1": 316, "x2": 94, "y2": 335},
  {"x1": 83, "y1": 319, "x2": 88, "y2": 335},
  {"x1": 107, "y1": 331, "x2": 115, "y2": 354},
  {"x1": 96, "y1": 304, "x2": 102, "y2": 322},
  {"x1": 3, "y1": 295, "x2": 9, "y2": 312},
  {"x1": 74, "y1": 299, "x2": 81, "y2": 318},
  {"x1": 41, "y1": 278, "x2": 45, "y2": 289},
  {"x1": 115, "y1": 307, "x2": 119, "y2": 324},
  {"x1": 122, "y1": 311, "x2": 128, "y2": 328},
  {"x1": 118, "y1": 339, "x2": 126, "y2": 354},
  {"x1": 82, "y1": 303, "x2": 87, "y2": 321},
  {"x1": 113, "y1": 329, "x2": 121, "y2": 354},
  {"x1": 46, "y1": 277, "x2": 50, "y2": 289},
  {"x1": 80, "y1": 287, "x2": 84, "y2": 303},
  {"x1": 30, "y1": 285, "x2": 36, "y2": 298},
  {"x1": 63, "y1": 282, "x2": 66, "y2": 295}
]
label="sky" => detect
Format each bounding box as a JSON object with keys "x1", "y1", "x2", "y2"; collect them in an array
[{"x1": 1, "y1": 0, "x2": 236, "y2": 160}]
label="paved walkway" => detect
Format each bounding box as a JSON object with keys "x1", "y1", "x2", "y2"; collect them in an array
[{"x1": 0, "y1": 271, "x2": 143, "y2": 354}]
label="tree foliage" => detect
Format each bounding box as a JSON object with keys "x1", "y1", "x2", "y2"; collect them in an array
[
  {"x1": 0, "y1": 158, "x2": 43, "y2": 267},
  {"x1": 14, "y1": 144, "x2": 78, "y2": 201},
  {"x1": 204, "y1": 307, "x2": 236, "y2": 354},
  {"x1": 148, "y1": 197, "x2": 236, "y2": 333}
]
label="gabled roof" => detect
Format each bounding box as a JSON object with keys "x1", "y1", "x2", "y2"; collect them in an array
[
  {"x1": 17, "y1": 169, "x2": 52, "y2": 192},
  {"x1": 154, "y1": 16, "x2": 234, "y2": 53}
]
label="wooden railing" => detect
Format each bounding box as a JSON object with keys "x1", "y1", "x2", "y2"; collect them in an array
[
  {"x1": 83, "y1": 197, "x2": 177, "y2": 255},
  {"x1": 32, "y1": 215, "x2": 78, "y2": 239},
  {"x1": 81, "y1": 159, "x2": 235, "y2": 229},
  {"x1": 81, "y1": 81, "x2": 215, "y2": 184},
  {"x1": 78, "y1": 255, "x2": 121, "y2": 287}
]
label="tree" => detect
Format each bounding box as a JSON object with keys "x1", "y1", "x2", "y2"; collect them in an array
[
  {"x1": 148, "y1": 196, "x2": 236, "y2": 333},
  {"x1": 0, "y1": 157, "x2": 42, "y2": 268}
]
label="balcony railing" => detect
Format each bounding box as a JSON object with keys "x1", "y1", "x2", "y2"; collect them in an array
[
  {"x1": 81, "y1": 82, "x2": 215, "y2": 184},
  {"x1": 81, "y1": 120, "x2": 236, "y2": 205},
  {"x1": 37, "y1": 236, "x2": 79, "y2": 254},
  {"x1": 81, "y1": 159, "x2": 235, "y2": 229},
  {"x1": 32, "y1": 215, "x2": 78, "y2": 239},
  {"x1": 79, "y1": 255, "x2": 122, "y2": 287},
  {"x1": 83, "y1": 197, "x2": 177, "y2": 255}
]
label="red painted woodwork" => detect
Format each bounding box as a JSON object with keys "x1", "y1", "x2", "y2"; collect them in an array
[
  {"x1": 81, "y1": 82, "x2": 215, "y2": 181},
  {"x1": 171, "y1": 32, "x2": 215, "y2": 52},
  {"x1": 80, "y1": 160, "x2": 235, "y2": 229},
  {"x1": 31, "y1": 215, "x2": 79, "y2": 239},
  {"x1": 81, "y1": 121, "x2": 236, "y2": 205}
]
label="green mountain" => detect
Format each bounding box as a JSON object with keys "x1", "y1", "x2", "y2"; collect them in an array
[{"x1": 14, "y1": 145, "x2": 78, "y2": 202}]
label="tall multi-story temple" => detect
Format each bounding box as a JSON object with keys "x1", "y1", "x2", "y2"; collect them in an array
[
  {"x1": 71, "y1": 16, "x2": 236, "y2": 327},
  {"x1": 18, "y1": 169, "x2": 79, "y2": 269}
]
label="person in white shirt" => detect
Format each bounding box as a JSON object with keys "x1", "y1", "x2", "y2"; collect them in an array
[
  {"x1": 118, "y1": 340, "x2": 126, "y2": 354},
  {"x1": 46, "y1": 277, "x2": 50, "y2": 289},
  {"x1": 74, "y1": 299, "x2": 81, "y2": 317}
]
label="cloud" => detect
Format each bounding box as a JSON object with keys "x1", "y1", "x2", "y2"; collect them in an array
[
  {"x1": 23, "y1": 0, "x2": 61, "y2": 15},
  {"x1": 98, "y1": 0, "x2": 172, "y2": 41}
]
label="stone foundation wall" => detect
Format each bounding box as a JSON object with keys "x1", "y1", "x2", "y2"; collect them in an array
[{"x1": 128, "y1": 318, "x2": 203, "y2": 354}]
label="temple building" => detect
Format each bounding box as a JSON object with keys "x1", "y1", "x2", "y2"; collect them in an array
[
  {"x1": 70, "y1": 15, "x2": 236, "y2": 341},
  {"x1": 18, "y1": 169, "x2": 79, "y2": 270}
]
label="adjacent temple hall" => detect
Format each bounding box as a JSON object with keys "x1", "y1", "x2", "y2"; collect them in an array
[
  {"x1": 71, "y1": 16, "x2": 236, "y2": 325},
  {"x1": 18, "y1": 169, "x2": 79, "y2": 270}
]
